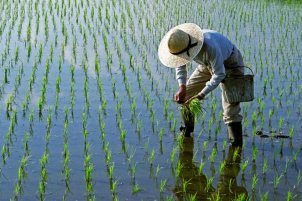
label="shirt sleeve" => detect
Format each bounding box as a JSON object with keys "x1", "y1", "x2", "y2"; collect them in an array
[
  {"x1": 175, "y1": 65, "x2": 187, "y2": 86},
  {"x1": 199, "y1": 46, "x2": 226, "y2": 96}
]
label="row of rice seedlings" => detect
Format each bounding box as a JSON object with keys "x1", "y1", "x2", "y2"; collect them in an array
[
  {"x1": 92, "y1": 64, "x2": 121, "y2": 200},
  {"x1": 62, "y1": 107, "x2": 71, "y2": 200},
  {"x1": 99, "y1": 128, "x2": 117, "y2": 198},
  {"x1": 113, "y1": 40, "x2": 144, "y2": 138},
  {"x1": 102, "y1": 39, "x2": 147, "y2": 194},
  {"x1": 69, "y1": 63, "x2": 75, "y2": 115},
  {"x1": 21, "y1": 60, "x2": 38, "y2": 116},
  {"x1": 98, "y1": 113, "x2": 120, "y2": 200},
  {"x1": 12, "y1": 132, "x2": 30, "y2": 200},
  {"x1": 38, "y1": 56, "x2": 51, "y2": 118},
  {"x1": 3, "y1": 62, "x2": 24, "y2": 119},
  {"x1": 38, "y1": 108, "x2": 52, "y2": 200},
  {"x1": 54, "y1": 57, "x2": 62, "y2": 115},
  {"x1": 115, "y1": 98, "x2": 128, "y2": 152},
  {"x1": 0, "y1": 21, "x2": 14, "y2": 66},
  {"x1": 127, "y1": 147, "x2": 142, "y2": 194},
  {"x1": 82, "y1": 111, "x2": 95, "y2": 200},
  {"x1": 94, "y1": 54, "x2": 107, "y2": 116},
  {"x1": 82, "y1": 62, "x2": 90, "y2": 110},
  {"x1": 1, "y1": 109, "x2": 18, "y2": 165}
]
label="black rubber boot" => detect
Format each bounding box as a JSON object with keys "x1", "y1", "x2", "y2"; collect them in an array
[
  {"x1": 180, "y1": 110, "x2": 194, "y2": 137},
  {"x1": 227, "y1": 122, "x2": 243, "y2": 146}
]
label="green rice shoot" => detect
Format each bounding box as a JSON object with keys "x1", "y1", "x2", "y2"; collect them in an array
[{"x1": 180, "y1": 98, "x2": 204, "y2": 121}]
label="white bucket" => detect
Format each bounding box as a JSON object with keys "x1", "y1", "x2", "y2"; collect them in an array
[{"x1": 221, "y1": 66, "x2": 254, "y2": 104}]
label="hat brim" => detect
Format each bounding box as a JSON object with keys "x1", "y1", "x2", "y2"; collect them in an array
[{"x1": 158, "y1": 23, "x2": 204, "y2": 68}]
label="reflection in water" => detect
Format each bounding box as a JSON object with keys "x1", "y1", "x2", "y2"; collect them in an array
[
  {"x1": 173, "y1": 137, "x2": 248, "y2": 201},
  {"x1": 173, "y1": 137, "x2": 214, "y2": 201},
  {"x1": 215, "y1": 145, "x2": 248, "y2": 201}
]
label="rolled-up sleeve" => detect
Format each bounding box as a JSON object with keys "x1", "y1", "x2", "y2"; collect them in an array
[
  {"x1": 175, "y1": 65, "x2": 187, "y2": 86},
  {"x1": 199, "y1": 46, "x2": 226, "y2": 96}
]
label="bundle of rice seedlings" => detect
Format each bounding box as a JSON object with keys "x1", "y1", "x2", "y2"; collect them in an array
[{"x1": 179, "y1": 98, "x2": 204, "y2": 121}]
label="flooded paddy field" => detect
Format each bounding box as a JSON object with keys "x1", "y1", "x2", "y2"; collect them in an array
[{"x1": 0, "y1": 0, "x2": 301, "y2": 200}]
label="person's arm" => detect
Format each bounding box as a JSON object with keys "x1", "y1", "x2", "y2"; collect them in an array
[
  {"x1": 199, "y1": 46, "x2": 226, "y2": 97},
  {"x1": 175, "y1": 65, "x2": 187, "y2": 86},
  {"x1": 174, "y1": 65, "x2": 187, "y2": 103}
]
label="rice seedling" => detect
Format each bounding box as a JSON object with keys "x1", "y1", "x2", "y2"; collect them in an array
[
  {"x1": 4, "y1": 67, "x2": 9, "y2": 84},
  {"x1": 219, "y1": 160, "x2": 226, "y2": 174},
  {"x1": 273, "y1": 172, "x2": 283, "y2": 189},
  {"x1": 159, "y1": 179, "x2": 167, "y2": 193},
  {"x1": 55, "y1": 75, "x2": 61, "y2": 112},
  {"x1": 175, "y1": 161, "x2": 183, "y2": 177},
  {"x1": 180, "y1": 99, "x2": 203, "y2": 122},
  {"x1": 170, "y1": 146, "x2": 178, "y2": 164},
  {"x1": 262, "y1": 158, "x2": 268, "y2": 174},
  {"x1": 202, "y1": 141, "x2": 208, "y2": 152},
  {"x1": 159, "y1": 128, "x2": 164, "y2": 142},
  {"x1": 221, "y1": 140, "x2": 227, "y2": 152},
  {"x1": 152, "y1": 164, "x2": 161, "y2": 178},
  {"x1": 284, "y1": 157, "x2": 290, "y2": 174},
  {"x1": 252, "y1": 145, "x2": 258, "y2": 162},
  {"x1": 132, "y1": 183, "x2": 141, "y2": 194},
  {"x1": 209, "y1": 146, "x2": 217, "y2": 163},
  {"x1": 259, "y1": 192, "x2": 269, "y2": 201},
  {"x1": 197, "y1": 160, "x2": 205, "y2": 175},
  {"x1": 205, "y1": 176, "x2": 214, "y2": 192},
  {"x1": 289, "y1": 126, "x2": 294, "y2": 138},
  {"x1": 129, "y1": 162, "x2": 137, "y2": 180},
  {"x1": 278, "y1": 117, "x2": 284, "y2": 131},
  {"x1": 105, "y1": 148, "x2": 112, "y2": 165},
  {"x1": 148, "y1": 149, "x2": 155, "y2": 166},
  {"x1": 182, "y1": 178, "x2": 191, "y2": 193},
  {"x1": 120, "y1": 129, "x2": 127, "y2": 142},
  {"x1": 286, "y1": 191, "x2": 294, "y2": 201},
  {"x1": 297, "y1": 171, "x2": 302, "y2": 187},
  {"x1": 39, "y1": 152, "x2": 49, "y2": 200},
  {"x1": 252, "y1": 174, "x2": 258, "y2": 191}
]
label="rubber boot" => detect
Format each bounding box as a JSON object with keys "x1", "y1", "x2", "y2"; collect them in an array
[
  {"x1": 180, "y1": 110, "x2": 194, "y2": 137},
  {"x1": 227, "y1": 122, "x2": 243, "y2": 146}
]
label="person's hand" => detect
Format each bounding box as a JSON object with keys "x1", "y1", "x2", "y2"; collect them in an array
[
  {"x1": 174, "y1": 85, "x2": 186, "y2": 104},
  {"x1": 184, "y1": 93, "x2": 205, "y2": 105}
]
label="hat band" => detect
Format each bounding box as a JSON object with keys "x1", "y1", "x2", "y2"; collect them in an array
[{"x1": 170, "y1": 35, "x2": 198, "y2": 57}]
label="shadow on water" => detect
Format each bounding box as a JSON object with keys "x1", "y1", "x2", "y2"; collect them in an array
[{"x1": 173, "y1": 137, "x2": 248, "y2": 201}]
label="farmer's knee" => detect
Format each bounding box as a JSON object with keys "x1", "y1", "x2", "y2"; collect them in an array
[{"x1": 222, "y1": 101, "x2": 242, "y2": 124}]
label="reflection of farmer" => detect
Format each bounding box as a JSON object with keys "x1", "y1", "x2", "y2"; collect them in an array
[
  {"x1": 174, "y1": 137, "x2": 248, "y2": 200},
  {"x1": 214, "y1": 145, "x2": 248, "y2": 200},
  {"x1": 173, "y1": 137, "x2": 214, "y2": 200},
  {"x1": 158, "y1": 23, "x2": 244, "y2": 145}
]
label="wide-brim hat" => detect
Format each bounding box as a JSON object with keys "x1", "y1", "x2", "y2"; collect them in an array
[{"x1": 158, "y1": 23, "x2": 204, "y2": 68}]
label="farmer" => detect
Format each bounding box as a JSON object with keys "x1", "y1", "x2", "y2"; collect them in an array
[{"x1": 158, "y1": 23, "x2": 244, "y2": 146}]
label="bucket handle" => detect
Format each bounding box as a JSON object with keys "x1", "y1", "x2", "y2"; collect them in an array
[{"x1": 225, "y1": 66, "x2": 254, "y2": 77}]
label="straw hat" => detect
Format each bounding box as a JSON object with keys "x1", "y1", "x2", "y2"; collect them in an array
[{"x1": 158, "y1": 23, "x2": 204, "y2": 68}]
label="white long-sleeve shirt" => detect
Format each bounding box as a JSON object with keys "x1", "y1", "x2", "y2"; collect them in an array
[{"x1": 176, "y1": 30, "x2": 235, "y2": 96}]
